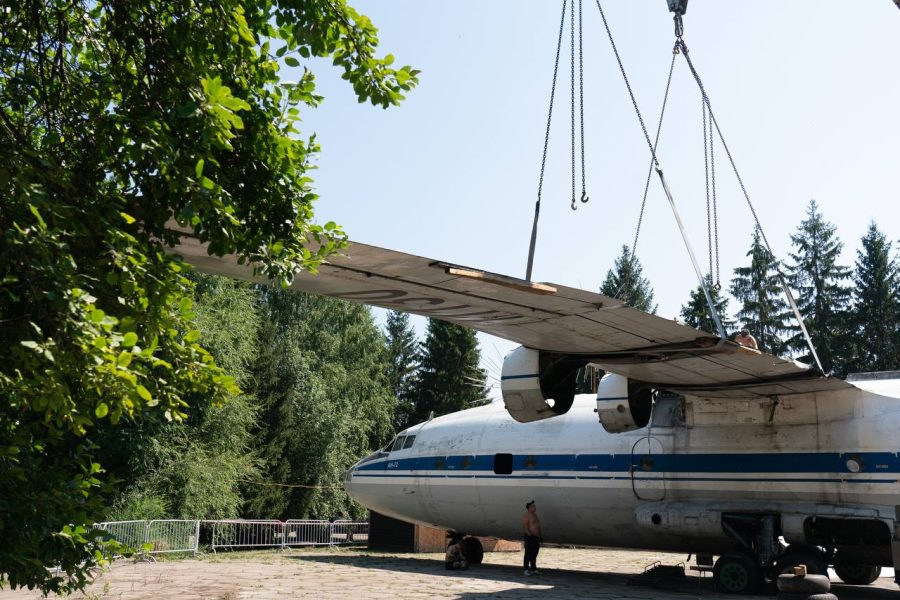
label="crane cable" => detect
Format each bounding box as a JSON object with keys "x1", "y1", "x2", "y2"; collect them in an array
[
  {"x1": 525, "y1": 0, "x2": 568, "y2": 282},
  {"x1": 596, "y1": 0, "x2": 725, "y2": 340},
  {"x1": 702, "y1": 98, "x2": 721, "y2": 288},
  {"x1": 630, "y1": 49, "x2": 677, "y2": 260},
  {"x1": 675, "y1": 35, "x2": 824, "y2": 373}
]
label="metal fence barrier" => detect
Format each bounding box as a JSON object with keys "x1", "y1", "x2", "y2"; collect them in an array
[
  {"x1": 146, "y1": 519, "x2": 201, "y2": 555},
  {"x1": 96, "y1": 519, "x2": 368, "y2": 556},
  {"x1": 210, "y1": 520, "x2": 284, "y2": 552}
]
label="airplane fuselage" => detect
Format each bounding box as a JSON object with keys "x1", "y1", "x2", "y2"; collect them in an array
[{"x1": 345, "y1": 376, "x2": 900, "y2": 562}]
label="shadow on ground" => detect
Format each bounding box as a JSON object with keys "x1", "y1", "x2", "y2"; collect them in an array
[{"x1": 291, "y1": 553, "x2": 900, "y2": 599}]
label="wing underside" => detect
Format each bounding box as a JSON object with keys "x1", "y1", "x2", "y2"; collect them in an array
[{"x1": 173, "y1": 232, "x2": 851, "y2": 399}]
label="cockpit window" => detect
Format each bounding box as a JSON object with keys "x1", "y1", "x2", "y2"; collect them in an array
[
  {"x1": 403, "y1": 435, "x2": 416, "y2": 449},
  {"x1": 391, "y1": 436, "x2": 407, "y2": 452}
]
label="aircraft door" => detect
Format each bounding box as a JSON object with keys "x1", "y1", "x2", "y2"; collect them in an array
[{"x1": 631, "y1": 436, "x2": 666, "y2": 501}]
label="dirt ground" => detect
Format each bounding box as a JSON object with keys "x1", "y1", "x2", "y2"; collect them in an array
[{"x1": 1, "y1": 547, "x2": 897, "y2": 599}]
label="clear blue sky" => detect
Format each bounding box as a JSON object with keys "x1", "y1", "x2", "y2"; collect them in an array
[{"x1": 294, "y1": 1, "x2": 899, "y2": 394}]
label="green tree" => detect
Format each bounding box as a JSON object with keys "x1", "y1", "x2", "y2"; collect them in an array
[
  {"x1": 104, "y1": 275, "x2": 261, "y2": 521},
  {"x1": 679, "y1": 275, "x2": 732, "y2": 335},
  {"x1": 247, "y1": 290, "x2": 395, "y2": 520},
  {"x1": 730, "y1": 230, "x2": 791, "y2": 355},
  {"x1": 0, "y1": 1, "x2": 416, "y2": 591},
  {"x1": 848, "y1": 224, "x2": 900, "y2": 373},
  {"x1": 385, "y1": 311, "x2": 420, "y2": 431},
  {"x1": 785, "y1": 200, "x2": 852, "y2": 373},
  {"x1": 600, "y1": 246, "x2": 657, "y2": 313},
  {"x1": 411, "y1": 319, "x2": 488, "y2": 424}
]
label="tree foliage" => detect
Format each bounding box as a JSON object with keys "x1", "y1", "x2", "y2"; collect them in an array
[
  {"x1": 0, "y1": 0, "x2": 416, "y2": 591},
  {"x1": 730, "y1": 230, "x2": 791, "y2": 355},
  {"x1": 385, "y1": 311, "x2": 419, "y2": 431},
  {"x1": 600, "y1": 245, "x2": 657, "y2": 313},
  {"x1": 410, "y1": 319, "x2": 488, "y2": 425},
  {"x1": 679, "y1": 275, "x2": 732, "y2": 334},
  {"x1": 247, "y1": 290, "x2": 395, "y2": 520},
  {"x1": 785, "y1": 200, "x2": 852, "y2": 373},
  {"x1": 848, "y1": 224, "x2": 900, "y2": 373}
]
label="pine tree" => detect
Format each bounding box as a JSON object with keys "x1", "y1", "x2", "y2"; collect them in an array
[
  {"x1": 785, "y1": 200, "x2": 852, "y2": 373},
  {"x1": 600, "y1": 245, "x2": 657, "y2": 313},
  {"x1": 679, "y1": 275, "x2": 732, "y2": 334},
  {"x1": 848, "y1": 224, "x2": 900, "y2": 373},
  {"x1": 385, "y1": 311, "x2": 420, "y2": 431},
  {"x1": 411, "y1": 319, "x2": 488, "y2": 424},
  {"x1": 730, "y1": 230, "x2": 791, "y2": 355}
]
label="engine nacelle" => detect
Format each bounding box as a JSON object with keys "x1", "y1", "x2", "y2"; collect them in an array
[
  {"x1": 595, "y1": 373, "x2": 653, "y2": 433},
  {"x1": 500, "y1": 346, "x2": 584, "y2": 423}
]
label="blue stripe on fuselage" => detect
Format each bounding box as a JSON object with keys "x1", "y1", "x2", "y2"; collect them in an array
[{"x1": 357, "y1": 451, "x2": 900, "y2": 475}]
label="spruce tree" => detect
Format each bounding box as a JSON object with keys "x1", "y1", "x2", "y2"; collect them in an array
[
  {"x1": 848, "y1": 224, "x2": 900, "y2": 373},
  {"x1": 730, "y1": 230, "x2": 791, "y2": 355},
  {"x1": 679, "y1": 275, "x2": 732, "y2": 334},
  {"x1": 411, "y1": 319, "x2": 488, "y2": 424},
  {"x1": 600, "y1": 245, "x2": 657, "y2": 313},
  {"x1": 385, "y1": 311, "x2": 420, "y2": 431},
  {"x1": 786, "y1": 200, "x2": 852, "y2": 373}
]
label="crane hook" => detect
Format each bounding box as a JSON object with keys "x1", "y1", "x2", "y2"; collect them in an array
[
  {"x1": 571, "y1": 197, "x2": 578, "y2": 211},
  {"x1": 580, "y1": 191, "x2": 589, "y2": 204}
]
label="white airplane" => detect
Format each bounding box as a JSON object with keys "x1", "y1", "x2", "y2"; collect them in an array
[{"x1": 175, "y1": 231, "x2": 900, "y2": 595}]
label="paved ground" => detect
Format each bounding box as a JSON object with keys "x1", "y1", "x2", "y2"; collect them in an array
[{"x1": 2, "y1": 547, "x2": 898, "y2": 599}]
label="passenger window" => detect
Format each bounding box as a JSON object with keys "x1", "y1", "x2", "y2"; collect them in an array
[
  {"x1": 523, "y1": 455, "x2": 537, "y2": 469},
  {"x1": 493, "y1": 453, "x2": 513, "y2": 475},
  {"x1": 461, "y1": 456, "x2": 472, "y2": 470},
  {"x1": 435, "y1": 457, "x2": 445, "y2": 469},
  {"x1": 403, "y1": 435, "x2": 416, "y2": 449},
  {"x1": 391, "y1": 436, "x2": 406, "y2": 452}
]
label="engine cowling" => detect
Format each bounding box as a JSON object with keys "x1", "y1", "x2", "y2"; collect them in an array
[
  {"x1": 500, "y1": 346, "x2": 585, "y2": 423},
  {"x1": 595, "y1": 373, "x2": 653, "y2": 433}
]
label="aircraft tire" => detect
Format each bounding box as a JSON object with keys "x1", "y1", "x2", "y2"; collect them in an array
[
  {"x1": 714, "y1": 553, "x2": 762, "y2": 595},
  {"x1": 462, "y1": 537, "x2": 484, "y2": 564},
  {"x1": 776, "y1": 573, "x2": 831, "y2": 594},
  {"x1": 834, "y1": 563, "x2": 881, "y2": 585},
  {"x1": 775, "y1": 594, "x2": 838, "y2": 600}
]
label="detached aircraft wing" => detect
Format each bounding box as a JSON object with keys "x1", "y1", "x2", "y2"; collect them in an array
[{"x1": 173, "y1": 230, "x2": 851, "y2": 399}]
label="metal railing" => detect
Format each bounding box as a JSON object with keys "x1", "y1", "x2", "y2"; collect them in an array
[{"x1": 96, "y1": 519, "x2": 368, "y2": 556}]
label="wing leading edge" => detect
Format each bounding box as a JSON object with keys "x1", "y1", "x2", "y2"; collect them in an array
[{"x1": 172, "y1": 231, "x2": 851, "y2": 399}]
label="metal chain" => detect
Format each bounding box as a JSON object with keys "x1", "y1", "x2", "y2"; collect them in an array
[
  {"x1": 578, "y1": 0, "x2": 588, "y2": 205},
  {"x1": 525, "y1": 0, "x2": 568, "y2": 281},
  {"x1": 631, "y1": 49, "x2": 677, "y2": 258},
  {"x1": 570, "y1": 0, "x2": 576, "y2": 210},
  {"x1": 710, "y1": 102, "x2": 720, "y2": 287},
  {"x1": 595, "y1": 0, "x2": 659, "y2": 167},
  {"x1": 676, "y1": 38, "x2": 774, "y2": 256},
  {"x1": 677, "y1": 37, "x2": 824, "y2": 370},
  {"x1": 703, "y1": 97, "x2": 712, "y2": 280}
]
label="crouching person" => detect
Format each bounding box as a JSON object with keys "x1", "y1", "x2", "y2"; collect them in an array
[{"x1": 445, "y1": 533, "x2": 469, "y2": 570}]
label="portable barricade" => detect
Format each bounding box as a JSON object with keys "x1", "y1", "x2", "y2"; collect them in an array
[
  {"x1": 211, "y1": 520, "x2": 284, "y2": 552},
  {"x1": 96, "y1": 520, "x2": 149, "y2": 555},
  {"x1": 330, "y1": 520, "x2": 368, "y2": 546},
  {"x1": 283, "y1": 520, "x2": 333, "y2": 547},
  {"x1": 146, "y1": 519, "x2": 200, "y2": 555}
]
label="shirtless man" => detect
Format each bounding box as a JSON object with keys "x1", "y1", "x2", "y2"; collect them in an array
[
  {"x1": 734, "y1": 328, "x2": 759, "y2": 350},
  {"x1": 522, "y1": 500, "x2": 542, "y2": 575}
]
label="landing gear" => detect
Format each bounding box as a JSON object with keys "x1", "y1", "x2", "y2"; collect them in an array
[
  {"x1": 462, "y1": 536, "x2": 484, "y2": 564},
  {"x1": 834, "y1": 563, "x2": 881, "y2": 585},
  {"x1": 713, "y1": 552, "x2": 763, "y2": 595}
]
